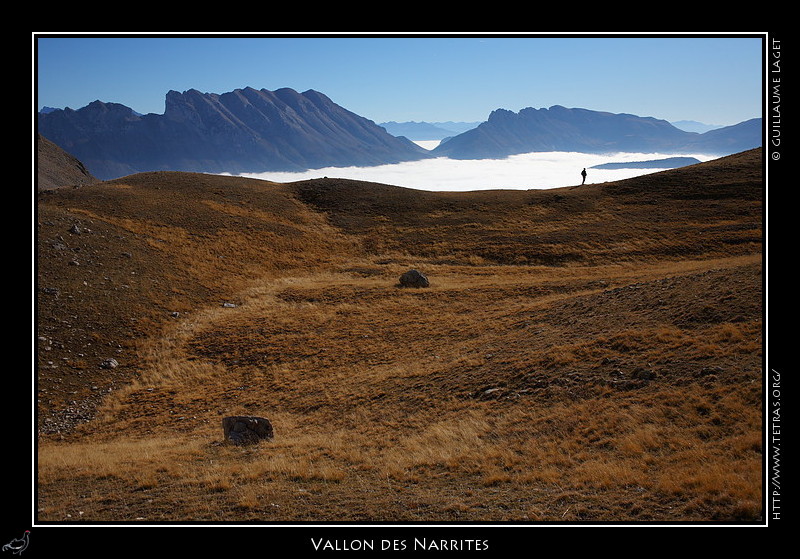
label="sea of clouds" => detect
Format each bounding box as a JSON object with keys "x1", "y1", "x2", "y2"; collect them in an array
[{"x1": 233, "y1": 144, "x2": 718, "y2": 192}]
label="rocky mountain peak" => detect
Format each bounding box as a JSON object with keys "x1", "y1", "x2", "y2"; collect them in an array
[{"x1": 39, "y1": 87, "x2": 430, "y2": 180}]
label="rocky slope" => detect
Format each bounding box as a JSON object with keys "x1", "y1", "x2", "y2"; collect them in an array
[{"x1": 36, "y1": 133, "x2": 98, "y2": 189}]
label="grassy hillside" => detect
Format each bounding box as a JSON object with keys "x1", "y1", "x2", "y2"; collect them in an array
[{"x1": 36, "y1": 149, "x2": 763, "y2": 523}]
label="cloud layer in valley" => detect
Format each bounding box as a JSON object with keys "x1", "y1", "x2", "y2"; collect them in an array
[{"x1": 233, "y1": 151, "x2": 718, "y2": 192}]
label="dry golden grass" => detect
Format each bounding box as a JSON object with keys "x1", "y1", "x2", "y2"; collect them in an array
[{"x1": 36, "y1": 150, "x2": 764, "y2": 523}]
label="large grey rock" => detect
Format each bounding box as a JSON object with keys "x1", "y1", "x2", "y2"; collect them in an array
[
  {"x1": 399, "y1": 269, "x2": 429, "y2": 288},
  {"x1": 222, "y1": 415, "x2": 274, "y2": 445}
]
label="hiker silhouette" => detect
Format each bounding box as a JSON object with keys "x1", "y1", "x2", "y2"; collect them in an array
[{"x1": 581, "y1": 168, "x2": 587, "y2": 185}]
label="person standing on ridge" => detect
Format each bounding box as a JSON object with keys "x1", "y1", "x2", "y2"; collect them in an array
[{"x1": 581, "y1": 168, "x2": 587, "y2": 185}]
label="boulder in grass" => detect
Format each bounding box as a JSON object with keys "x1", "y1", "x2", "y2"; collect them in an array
[
  {"x1": 399, "y1": 269, "x2": 429, "y2": 288},
  {"x1": 222, "y1": 416, "x2": 274, "y2": 445}
]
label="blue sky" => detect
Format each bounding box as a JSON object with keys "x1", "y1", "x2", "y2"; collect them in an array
[{"x1": 35, "y1": 33, "x2": 764, "y2": 126}]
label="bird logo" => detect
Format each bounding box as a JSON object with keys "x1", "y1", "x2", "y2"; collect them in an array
[{"x1": 2, "y1": 531, "x2": 29, "y2": 555}]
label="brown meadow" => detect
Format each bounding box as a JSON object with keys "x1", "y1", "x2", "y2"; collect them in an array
[{"x1": 36, "y1": 149, "x2": 763, "y2": 523}]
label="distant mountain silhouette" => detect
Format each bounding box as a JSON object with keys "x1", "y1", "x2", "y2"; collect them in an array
[
  {"x1": 432, "y1": 105, "x2": 762, "y2": 159},
  {"x1": 676, "y1": 118, "x2": 763, "y2": 155},
  {"x1": 592, "y1": 156, "x2": 701, "y2": 170},
  {"x1": 380, "y1": 121, "x2": 481, "y2": 141},
  {"x1": 38, "y1": 87, "x2": 431, "y2": 180},
  {"x1": 670, "y1": 120, "x2": 725, "y2": 133}
]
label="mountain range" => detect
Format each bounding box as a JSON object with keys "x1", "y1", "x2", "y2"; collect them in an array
[
  {"x1": 37, "y1": 87, "x2": 430, "y2": 181},
  {"x1": 38, "y1": 87, "x2": 762, "y2": 181},
  {"x1": 431, "y1": 106, "x2": 762, "y2": 160}
]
